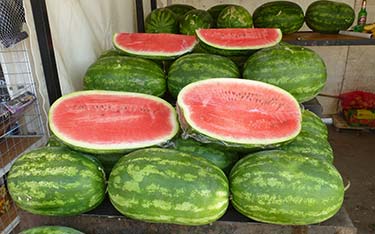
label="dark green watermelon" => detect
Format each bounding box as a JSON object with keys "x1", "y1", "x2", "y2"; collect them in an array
[
  {"x1": 20, "y1": 226, "x2": 84, "y2": 234},
  {"x1": 179, "y1": 9, "x2": 213, "y2": 35},
  {"x1": 216, "y1": 5, "x2": 253, "y2": 28},
  {"x1": 207, "y1": 4, "x2": 235, "y2": 27},
  {"x1": 165, "y1": 4, "x2": 195, "y2": 22},
  {"x1": 145, "y1": 8, "x2": 178, "y2": 33}
]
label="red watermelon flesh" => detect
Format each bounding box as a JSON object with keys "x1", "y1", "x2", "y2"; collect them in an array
[
  {"x1": 177, "y1": 78, "x2": 301, "y2": 146},
  {"x1": 113, "y1": 32, "x2": 197, "y2": 58},
  {"x1": 49, "y1": 91, "x2": 179, "y2": 154},
  {"x1": 196, "y1": 28, "x2": 282, "y2": 50}
]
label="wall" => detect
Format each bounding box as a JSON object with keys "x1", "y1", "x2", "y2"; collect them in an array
[{"x1": 157, "y1": 0, "x2": 375, "y2": 115}]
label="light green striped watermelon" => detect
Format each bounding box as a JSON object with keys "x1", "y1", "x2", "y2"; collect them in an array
[
  {"x1": 165, "y1": 4, "x2": 195, "y2": 22},
  {"x1": 83, "y1": 56, "x2": 166, "y2": 97},
  {"x1": 216, "y1": 5, "x2": 253, "y2": 28},
  {"x1": 108, "y1": 148, "x2": 229, "y2": 225},
  {"x1": 230, "y1": 150, "x2": 344, "y2": 225},
  {"x1": 243, "y1": 43, "x2": 327, "y2": 103},
  {"x1": 207, "y1": 4, "x2": 235, "y2": 27},
  {"x1": 177, "y1": 78, "x2": 302, "y2": 151},
  {"x1": 49, "y1": 90, "x2": 179, "y2": 154},
  {"x1": 301, "y1": 109, "x2": 328, "y2": 138},
  {"x1": 167, "y1": 53, "x2": 240, "y2": 98},
  {"x1": 7, "y1": 147, "x2": 106, "y2": 216},
  {"x1": 145, "y1": 8, "x2": 178, "y2": 33},
  {"x1": 20, "y1": 226, "x2": 84, "y2": 234}
]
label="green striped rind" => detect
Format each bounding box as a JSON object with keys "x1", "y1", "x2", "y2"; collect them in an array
[
  {"x1": 49, "y1": 90, "x2": 179, "y2": 155},
  {"x1": 7, "y1": 147, "x2": 106, "y2": 216},
  {"x1": 253, "y1": 1, "x2": 304, "y2": 34},
  {"x1": 207, "y1": 4, "x2": 235, "y2": 27},
  {"x1": 230, "y1": 150, "x2": 344, "y2": 225},
  {"x1": 165, "y1": 4, "x2": 195, "y2": 22},
  {"x1": 108, "y1": 148, "x2": 229, "y2": 225},
  {"x1": 243, "y1": 43, "x2": 327, "y2": 103},
  {"x1": 301, "y1": 109, "x2": 328, "y2": 138},
  {"x1": 83, "y1": 56, "x2": 166, "y2": 97},
  {"x1": 98, "y1": 49, "x2": 124, "y2": 59},
  {"x1": 305, "y1": 0, "x2": 355, "y2": 33},
  {"x1": 197, "y1": 41, "x2": 259, "y2": 56},
  {"x1": 145, "y1": 8, "x2": 178, "y2": 33},
  {"x1": 20, "y1": 226, "x2": 84, "y2": 234},
  {"x1": 171, "y1": 137, "x2": 239, "y2": 174},
  {"x1": 167, "y1": 53, "x2": 240, "y2": 98},
  {"x1": 179, "y1": 9, "x2": 213, "y2": 35},
  {"x1": 217, "y1": 5, "x2": 253, "y2": 28}
]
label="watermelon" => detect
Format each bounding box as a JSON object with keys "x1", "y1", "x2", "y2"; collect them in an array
[
  {"x1": 243, "y1": 43, "x2": 327, "y2": 103},
  {"x1": 113, "y1": 33, "x2": 197, "y2": 60},
  {"x1": 165, "y1": 4, "x2": 195, "y2": 22},
  {"x1": 216, "y1": 5, "x2": 253, "y2": 28},
  {"x1": 196, "y1": 28, "x2": 282, "y2": 56},
  {"x1": 171, "y1": 137, "x2": 239, "y2": 174},
  {"x1": 230, "y1": 150, "x2": 344, "y2": 225},
  {"x1": 20, "y1": 226, "x2": 84, "y2": 234},
  {"x1": 83, "y1": 56, "x2": 166, "y2": 97},
  {"x1": 98, "y1": 49, "x2": 124, "y2": 59},
  {"x1": 207, "y1": 4, "x2": 235, "y2": 27},
  {"x1": 179, "y1": 9, "x2": 213, "y2": 35},
  {"x1": 145, "y1": 8, "x2": 178, "y2": 33},
  {"x1": 301, "y1": 109, "x2": 328, "y2": 138},
  {"x1": 253, "y1": 1, "x2": 304, "y2": 34},
  {"x1": 49, "y1": 90, "x2": 179, "y2": 154},
  {"x1": 167, "y1": 53, "x2": 240, "y2": 98},
  {"x1": 305, "y1": 0, "x2": 355, "y2": 33},
  {"x1": 177, "y1": 78, "x2": 302, "y2": 151},
  {"x1": 108, "y1": 148, "x2": 229, "y2": 225},
  {"x1": 7, "y1": 147, "x2": 106, "y2": 216}
]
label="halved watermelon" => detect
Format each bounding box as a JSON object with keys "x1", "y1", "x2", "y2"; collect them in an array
[
  {"x1": 177, "y1": 78, "x2": 301, "y2": 150},
  {"x1": 196, "y1": 28, "x2": 282, "y2": 56},
  {"x1": 49, "y1": 90, "x2": 179, "y2": 154},
  {"x1": 113, "y1": 32, "x2": 197, "y2": 60}
]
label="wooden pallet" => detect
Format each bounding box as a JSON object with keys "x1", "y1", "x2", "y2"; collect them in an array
[{"x1": 332, "y1": 114, "x2": 375, "y2": 132}]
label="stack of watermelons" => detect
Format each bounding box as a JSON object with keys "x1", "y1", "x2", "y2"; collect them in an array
[{"x1": 9, "y1": 1, "x2": 351, "y2": 231}]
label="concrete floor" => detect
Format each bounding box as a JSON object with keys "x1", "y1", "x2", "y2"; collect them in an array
[{"x1": 329, "y1": 125, "x2": 375, "y2": 234}]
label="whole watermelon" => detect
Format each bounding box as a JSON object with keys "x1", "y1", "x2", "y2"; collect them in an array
[
  {"x1": 230, "y1": 150, "x2": 344, "y2": 225},
  {"x1": 165, "y1": 4, "x2": 195, "y2": 22},
  {"x1": 305, "y1": 0, "x2": 355, "y2": 33},
  {"x1": 83, "y1": 56, "x2": 166, "y2": 97},
  {"x1": 243, "y1": 43, "x2": 327, "y2": 103},
  {"x1": 253, "y1": 1, "x2": 304, "y2": 34},
  {"x1": 20, "y1": 226, "x2": 84, "y2": 234},
  {"x1": 217, "y1": 5, "x2": 253, "y2": 28},
  {"x1": 179, "y1": 9, "x2": 213, "y2": 35},
  {"x1": 7, "y1": 147, "x2": 106, "y2": 216},
  {"x1": 108, "y1": 148, "x2": 229, "y2": 225},
  {"x1": 207, "y1": 4, "x2": 235, "y2": 27},
  {"x1": 167, "y1": 53, "x2": 240, "y2": 98},
  {"x1": 145, "y1": 8, "x2": 178, "y2": 33}
]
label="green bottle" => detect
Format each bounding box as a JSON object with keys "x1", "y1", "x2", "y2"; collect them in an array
[{"x1": 354, "y1": 0, "x2": 367, "y2": 32}]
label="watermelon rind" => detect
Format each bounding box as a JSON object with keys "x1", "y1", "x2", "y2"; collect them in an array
[
  {"x1": 179, "y1": 9, "x2": 213, "y2": 36},
  {"x1": 230, "y1": 150, "x2": 344, "y2": 225},
  {"x1": 144, "y1": 8, "x2": 178, "y2": 34},
  {"x1": 113, "y1": 33, "x2": 197, "y2": 60},
  {"x1": 177, "y1": 78, "x2": 301, "y2": 150},
  {"x1": 49, "y1": 90, "x2": 179, "y2": 154},
  {"x1": 108, "y1": 148, "x2": 229, "y2": 225},
  {"x1": 196, "y1": 28, "x2": 282, "y2": 51},
  {"x1": 20, "y1": 226, "x2": 84, "y2": 234},
  {"x1": 216, "y1": 5, "x2": 253, "y2": 28}
]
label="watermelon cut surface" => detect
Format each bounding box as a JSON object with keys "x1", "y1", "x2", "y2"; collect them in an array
[
  {"x1": 196, "y1": 28, "x2": 282, "y2": 50},
  {"x1": 177, "y1": 78, "x2": 301, "y2": 148},
  {"x1": 49, "y1": 90, "x2": 179, "y2": 154},
  {"x1": 113, "y1": 33, "x2": 197, "y2": 59}
]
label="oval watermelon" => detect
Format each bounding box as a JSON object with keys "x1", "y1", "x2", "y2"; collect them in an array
[
  {"x1": 243, "y1": 43, "x2": 327, "y2": 103},
  {"x1": 207, "y1": 4, "x2": 235, "y2": 27},
  {"x1": 165, "y1": 4, "x2": 195, "y2": 23},
  {"x1": 305, "y1": 0, "x2": 355, "y2": 33},
  {"x1": 145, "y1": 8, "x2": 178, "y2": 33},
  {"x1": 167, "y1": 53, "x2": 240, "y2": 98},
  {"x1": 20, "y1": 226, "x2": 84, "y2": 234},
  {"x1": 230, "y1": 150, "x2": 344, "y2": 225},
  {"x1": 177, "y1": 78, "x2": 302, "y2": 151},
  {"x1": 108, "y1": 148, "x2": 229, "y2": 225},
  {"x1": 83, "y1": 56, "x2": 166, "y2": 97},
  {"x1": 179, "y1": 9, "x2": 213, "y2": 35},
  {"x1": 216, "y1": 5, "x2": 253, "y2": 28},
  {"x1": 253, "y1": 1, "x2": 304, "y2": 34},
  {"x1": 7, "y1": 147, "x2": 106, "y2": 216},
  {"x1": 49, "y1": 90, "x2": 179, "y2": 154}
]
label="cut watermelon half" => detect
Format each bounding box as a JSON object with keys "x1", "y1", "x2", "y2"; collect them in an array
[
  {"x1": 177, "y1": 78, "x2": 301, "y2": 149},
  {"x1": 49, "y1": 90, "x2": 179, "y2": 154},
  {"x1": 196, "y1": 28, "x2": 282, "y2": 50},
  {"x1": 113, "y1": 32, "x2": 197, "y2": 60}
]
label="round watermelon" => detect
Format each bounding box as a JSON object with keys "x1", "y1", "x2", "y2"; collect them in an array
[
  {"x1": 216, "y1": 5, "x2": 253, "y2": 28},
  {"x1": 83, "y1": 56, "x2": 166, "y2": 97},
  {"x1": 243, "y1": 43, "x2": 327, "y2": 103},
  {"x1": 7, "y1": 147, "x2": 106, "y2": 216},
  {"x1": 145, "y1": 8, "x2": 178, "y2": 33},
  {"x1": 207, "y1": 4, "x2": 235, "y2": 27},
  {"x1": 20, "y1": 226, "x2": 84, "y2": 234},
  {"x1": 253, "y1": 1, "x2": 304, "y2": 34},
  {"x1": 230, "y1": 150, "x2": 344, "y2": 225},
  {"x1": 167, "y1": 53, "x2": 240, "y2": 98},
  {"x1": 165, "y1": 4, "x2": 195, "y2": 22},
  {"x1": 179, "y1": 9, "x2": 213, "y2": 35},
  {"x1": 301, "y1": 109, "x2": 328, "y2": 138},
  {"x1": 108, "y1": 148, "x2": 229, "y2": 225},
  {"x1": 305, "y1": 0, "x2": 355, "y2": 33}
]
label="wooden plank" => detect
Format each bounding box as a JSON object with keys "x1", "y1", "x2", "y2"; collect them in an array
[{"x1": 283, "y1": 32, "x2": 375, "y2": 46}]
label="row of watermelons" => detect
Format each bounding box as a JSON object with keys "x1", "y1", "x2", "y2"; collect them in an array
[
  {"x1": 9, "y1": 29, "x2": 344, "y2": 230},
  {"x1": 146, "y1": 1, "x2": 355, "y2": 35}
]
